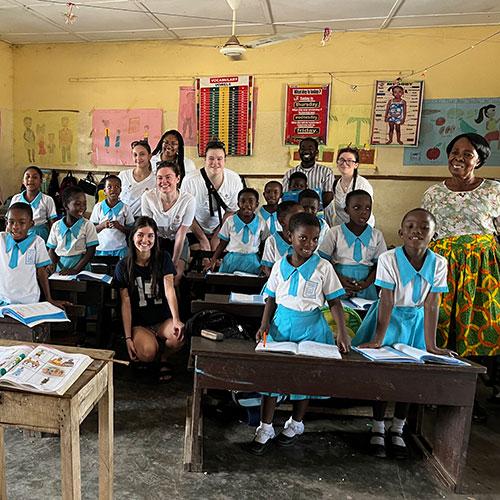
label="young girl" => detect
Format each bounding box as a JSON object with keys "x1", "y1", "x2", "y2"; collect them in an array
[
  {"x1": 113, "y1": 217, "x2": 184, "y2": 379},
  {"x1": 384, "y1": 85, "x2": 406, "y2": 145},
  {"x1": 207, "y1": 188, "x2": 267, "y2": 275},
  {"x1": 47, "y1": 186, "x2": 98, "y2": 274},
  {"x1": 141, "y1": 161, "x2": 196, "y2": 285},
  {"x1": 352, "y1": 208, "x2": 451, "y2": 458},
  {"x1": 298, "y1": 189, "x2": 329, "y2": 244},
  {"x1": 10, "y1": 166, "x2": 57, "y2": 241},
  {"x1": 261, "y1": 201, "x2": 303, "y2": 276},
  {"x1": 118, "y1": 140, "x2": 156, "y2": 217},
  {"x1": 248, "y1": 212, "x2": 351, "y2": 455},
  {"x1": 90, "y1": 175, "x2": 134, "y2": 258},
  {"x1": 150, "y1": 129, "x2": 196, "y2": 179},
  {"x1": 258, "y1": 181, "x2": 282, "y2": 236},
  {"x1": 281, "y1": 172, "x2": 308, "y2": 202},
  {"x1": 325, "y1": 147, "x2": 375, "y2": 227},
  {"x1": 319, "y1": 190, "x2": 386, "y2": 300}
]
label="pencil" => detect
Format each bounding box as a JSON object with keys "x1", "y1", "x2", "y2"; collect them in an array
[{"x1": 263, "y1": 330, "x2": 267, "y2": 348}]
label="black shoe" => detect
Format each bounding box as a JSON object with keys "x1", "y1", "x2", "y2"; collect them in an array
[
  {"x1": 244, "y1": 437, "x2": 274, "y2": 456},
  {"x1": 473, "y1": 401, "x2": 488, "y2": 422},
  {"x1": 369, "y1": 431, "x2": 386, "y2": 458},
  {"x1": 388, "y1": 430, "x2": 408, "y2": 460},
  {"x1": 276, "y1": 432, "x2": 298, "y2": 447}
]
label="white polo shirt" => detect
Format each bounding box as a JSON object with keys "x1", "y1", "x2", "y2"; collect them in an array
[
  {"x1": 47, "y1": 218, "x2": 99, "y2": 257},
  {"x1": 0, "y1": 232, "x2": 51, "y2": 304},
  {"x1": 141, "y1": 189, "x2": 196, "y2": 240},
  {"x1": 218, "y1": 214, "x2": 268, "y2": 253},
  {"x1": 10, "y1": 192, "x2": 57, "y2": 226},
  {"x1": 118, "y1": 168, "x2": 156, "y2": 217},
  {"x1": 90, "y1": 200, "x2": 134, "y2": 252},
  {"x1": 151, "y1": 154, "x2": 196, "y2": 176},
  {"x1": 181, "y1": 168, "x2": 243, "y2": 234},
  {"x1": 261, "y1": 232, "x2": 292, "y2": 268}
]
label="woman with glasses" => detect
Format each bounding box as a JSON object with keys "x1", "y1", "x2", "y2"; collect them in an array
[
  {"x1": 151, "y1": 129, "x2": 196, "y2": 180},
  {"x1": 118, "y1": 140, "x2": 156, "y2": 217},
  {"x1": 326, "y1": 147, "x2": 375, "y2": 227}
]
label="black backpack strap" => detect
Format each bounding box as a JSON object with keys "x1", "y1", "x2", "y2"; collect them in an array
[
  {"x1": 333, "y1": 177, "x2": 340, "y2": 192},
  {"x1": 200, "y1": 167, "x2": 228, "y2": 224}
]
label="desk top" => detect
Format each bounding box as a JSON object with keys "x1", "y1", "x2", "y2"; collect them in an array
[{"x1": 187, "y1": 272, "x2": 267, "y2": 288}]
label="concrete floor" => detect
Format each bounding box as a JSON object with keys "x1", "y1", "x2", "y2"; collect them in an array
[{"x1": 4, "y1": 362, "x2": 500, "y2": 500}]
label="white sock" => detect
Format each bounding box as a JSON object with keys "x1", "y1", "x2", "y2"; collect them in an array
[
  {"x1": 390, "y1": 417, "x2": 406, "y2": 447},
  {"x1": 282, "y1": 417, "x2": 304, "y2": 438},
  {"x1": 255, "y1": 422, "x2": 274, "y2": 444},
  {"x1": 371, "y1": 420, "x2": 385, "y2": 446}
]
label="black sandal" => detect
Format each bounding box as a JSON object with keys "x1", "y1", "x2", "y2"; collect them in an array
[
  {"x1": 388, "y1": 429, "x2": 408, "y2": 459},
  {"x1": 158, "y1": 362, "x2": 173, "y2": 383},
  {"x1": 369, "y1": 431, "x2": 386, "y2": 458}
]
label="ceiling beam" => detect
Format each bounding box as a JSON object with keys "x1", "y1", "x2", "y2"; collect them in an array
[
  {"x1": 380, "y1": 0, "x2": 406, "y2": 30},
  {"x1": 135, "y1": 1, "x2": 180, "y2": 39}
]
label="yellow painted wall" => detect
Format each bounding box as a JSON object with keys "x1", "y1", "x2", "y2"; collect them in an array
[
  {"x1": 0, "y1": 41, "x2": 14, "y2": 201},
  {"x1": 6, "y1": 26, "x2": 500, "y2": 243}
]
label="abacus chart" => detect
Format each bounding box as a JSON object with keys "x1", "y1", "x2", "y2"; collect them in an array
[{"x1": 196, "y1": 75, "x2": 253, "y2": 156}]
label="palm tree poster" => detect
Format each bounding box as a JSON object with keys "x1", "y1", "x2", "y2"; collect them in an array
[{"x1": 370, "y1": 80, "x2": 424, "y2": 147}]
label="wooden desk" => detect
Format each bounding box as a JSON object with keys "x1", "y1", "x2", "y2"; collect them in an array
[
  {"x1": 191, "y1": 293, "x2": 264, "y2": 318},
  {"x1": 0, "y1": 340, "x2": 114, "y2": 500},
  {"x1": 0, "y1": 317, "x2": 50, "y2": 343},
  {"x1": 185, "y1": 338, "x2": 485, "y2": 493},
  {"x1": 187, "y1": 272, "x2": 267, "y2": 298}
]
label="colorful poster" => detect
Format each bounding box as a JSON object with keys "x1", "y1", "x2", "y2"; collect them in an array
[
  {"x1": 178, "y1": 87, "x2": 197, "y2": 147},
  {"x1": 15, "y1": 110, "x2": 79, "y2": 167},
  {"x1": 284, "y1": 84, "x2": 330, "y2": 145},
  {"x1": 196, "y1": 75, "x2": 253, "y2": 156},
  {"x1": 91, "y1": 109, "x2": 163, "y2": 166},
  {"x1": 404, "y1": 97, "x2": 500, "y2": 166},
  {"x1": 370, "y1": 80, "x2": 424, "y2": 147}
]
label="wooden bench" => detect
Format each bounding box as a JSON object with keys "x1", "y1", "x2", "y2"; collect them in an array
[
  {"x1": 191, "y1": 293, "x2": 264, "y2": 319},
  {"x1": 187, "y1": 272, "x2": 267, "y2": 300},
  {"x1": 184, "y1": 337, "x2": 486, "y2": 493}
]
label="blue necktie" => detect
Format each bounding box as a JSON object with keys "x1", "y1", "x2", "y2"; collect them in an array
[
  {"x1": 288, "y1": 270, "x2": 299, "y2": 297},
  {"x1": 8, "y1": 242, "x2": 20, "y2": 269},
  {"x1": 412, "y1": 274, "x2": 422, "y2": 304},
  {"x1": 242, "y1": 225, "x2": 250, "y2": 244},
  {"x1": 353, "y1": 239, "x2": 362, "y2": 262}
]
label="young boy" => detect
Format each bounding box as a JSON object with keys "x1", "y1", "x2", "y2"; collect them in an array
[
  {"x1": 281, "y1": 172, "x2": 307, "y2": 203},
  {"x1": 90, "y1": 175, "x2": 134, "y2": 258},
  {"x1": 298, "y1": 189, "x2": 329, "y2": 244},
  {"x1": 258, "y1": 181, "x2": 282, "y2": 236}
]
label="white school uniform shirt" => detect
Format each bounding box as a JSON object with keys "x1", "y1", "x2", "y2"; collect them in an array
[
  {"x1": 90, "y1": 199, "x2": 134, "y2": 252},
  {"x1": 151, "y1": 154, "x2": 196, "y2": 176},
  {"x1": 0, "y1": 232, "x2": 51, "y2": 305},
  {"x1": 318, "y1": 217, "x2": 329, "y2": 245},
  {"x1": 180, "y1": 168, "x2": 243, "y2": 234},
  {"x1": 47, "y1": 218, "x2": 99, "y2": 257},
  {"x1": 219, "y1": 213, "x2": 268, "y2": 253},
  {"x1": 261, "y1": 232, "x2": 292, "y2": 268},
  {"x1": 257, "y1": 206, "x2": 282, "y2": 235},
  {"x1": 375, "y1": 247, "x2": 448, "y2": 307},
  {"x1": 264, "y1": 254, "x2": 345, "y2": 311},
  {"x1": 141, "y1": 189, "x2": 196, "y2": 240},
  {"x1": 319, "y1": 223, "x2": 386, "y2": 266},
  {"x1": 118, "y1": 168, "x2": 156, "y2": 217},
  {"x1": 10, "y1": 192, "x2": 57, "y2": 226}
]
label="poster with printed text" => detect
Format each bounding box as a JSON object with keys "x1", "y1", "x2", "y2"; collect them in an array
[
  {"x1": 91, "y1": 109, "x2": 163, "y2": 166},
  {"x1": 404, "y1": 97, "x2": 500, "y2": 166},
  {"x1": 370, "y1": 80, "x2": 424, "y2": 147},
  {"x1": 284, "y1": 84, "x2": 330, "y2": 145},
  {"x1": 15, "y1": 110, "x2": 79, "y2": 167},
  {"x1": 196, "y1": 75, "x2": 253, "y2": 156}
]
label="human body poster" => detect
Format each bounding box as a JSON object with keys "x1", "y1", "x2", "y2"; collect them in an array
[
  {"x1": 91, "y1": 109, "x2": 162, "y2": 166},
  {"x1": 284, "y1": 84, "x2": 330, "y2": 145},
  {"x1": 370, "y1": 80, "x2": 424, "y2": 147},
  {"x1": 404, "y1": 97, "x2": 500, "y2": 166}
]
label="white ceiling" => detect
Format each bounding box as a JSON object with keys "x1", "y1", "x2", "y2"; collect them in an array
[{"x1": 0, "y1": 0, "x2": 499, "y2": 45}]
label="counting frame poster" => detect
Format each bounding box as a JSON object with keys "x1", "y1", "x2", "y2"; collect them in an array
[
  {"x1": 196, "y1": 75, "x2": 253, "y2": 156},
  {"x1": 370, "y1": 80, "x2": 424, "y2": 147}
]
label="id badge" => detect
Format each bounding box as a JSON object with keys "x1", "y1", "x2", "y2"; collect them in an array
[
  {"x1": 303, "y1": 280, "x2": 319, "y2": 299},
  {"x1": 25, "y1": 248, "x2": 36, "y2": 265}
]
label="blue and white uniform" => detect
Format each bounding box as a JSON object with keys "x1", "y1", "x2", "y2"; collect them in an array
[
  {"x1": 352, "y1": 247, "x2": 448, "y2": 349},
  {"x1": 318, "y1": 217, "x2": 329, "y2": 245},
  {"x1": 218, "y1": 214, "x2": 268, "y2": 274},
  {"x1": 47, "y1": 218, "x2": 99, "y2": 271},
  {"x1": 90, "y1": 199, "x2": 134, "y2": 258},
  {"x1": 257, "y1": 206, "x2": 281, "y2": 236},
  {"x1": 319, "y1": 223, "x2": 386, "y2": 300},
  {"x1": 261, "y1": 232, "x2": 292, "y2": 269},
  {"x1": 0, "y1": 232, "x2": 51, "y2": 305},
  {"x1": 10, "y1": 191, "x2": 57, "y2": 241}
]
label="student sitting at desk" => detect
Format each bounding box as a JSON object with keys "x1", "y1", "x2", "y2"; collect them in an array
[
  {"x1": 257, "y1": 181, "x2": 282, "y2": 236},
  {"x1": 352, "y1": 208, "x2": 452, "y2": 459},
  {"x1": 248, "y1": 212, "x2": 350, "y2": 455}
]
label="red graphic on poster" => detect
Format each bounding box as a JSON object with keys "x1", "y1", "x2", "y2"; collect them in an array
[{"x1": 284, "y1": 85, "x2": 330, "y2": 145}]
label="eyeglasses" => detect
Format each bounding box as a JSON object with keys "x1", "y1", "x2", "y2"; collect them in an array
[{"x1": 336, "y1": 158, "x2": 358, "y2": 166}]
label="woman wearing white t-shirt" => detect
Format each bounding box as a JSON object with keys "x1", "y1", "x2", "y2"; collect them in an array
[
  {"x1": 151, "y1": 129, "x2": 196, "y2": 180},
  {"x1": 141, "y1": 161, "x2": 196, "y2": 285},
  {"x1": 118, "y1": 140, "x2": 156, "y2": 218}
]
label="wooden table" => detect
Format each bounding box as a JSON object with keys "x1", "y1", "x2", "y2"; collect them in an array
[
  {"x1": 0, "y1": 340, "x2": 114, "y2": 500},
  {"x1": 187, "y1": 272, "x2": 267, "y2": 298},
  {"x1": 191, "y1": 293, "x2": 264, "y2": 318},
  {"x1": 185, "y1": 338, "x2": 486, "y2": 493}
]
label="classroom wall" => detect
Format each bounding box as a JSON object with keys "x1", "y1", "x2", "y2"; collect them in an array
[
  {"x1": 6, "y1": 26, "x2": 500, "y2": 244},
  {"x1": 0, "y1": 41, "x2": 14, "y2": 200}
]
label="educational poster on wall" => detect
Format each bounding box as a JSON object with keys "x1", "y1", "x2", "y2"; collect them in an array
[
  {"x1": 196, "y1": 75, "x2": 253, "y2": 156},
  {"x1": 15, "y1": 110, "x2": 79, "y2": 167},
  {"x1": 370, "y1": 81, "x2": 424, "y2": 147},
  {"x1": 404, "y1": 97, "x2": 500, "y2": 166},
  {"x1": 284, "y1": 84, "x2": 330, "y2": 145},
  {"x1": 178, "y1": 87, "x2": 197, "y2": 147},
  {"x1": 91, "y1": 109, "x2": 163, "y2": 166}
]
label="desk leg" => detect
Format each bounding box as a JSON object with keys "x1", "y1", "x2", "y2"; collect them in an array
[
  {"x1": 98, "y1": 363, "x2": 114, "y2": 500},
  {"x1": 60, "y1": 402, "x2": 81, "y2": 500},
  {"x1": 184, "y1": 382, "x2": 203, "y2": 472},
  {"x1": 0, "y1": 426, "x2": 6, "y2": 500}
]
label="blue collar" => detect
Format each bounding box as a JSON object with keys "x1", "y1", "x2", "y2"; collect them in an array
[
  {"x1": 21, "y1": 191, "x2": 42, "y2": 210},
  {"x1": 259, "y1": 207, "x2": 278, "y2": 234},
  {"x1": 59, "y1": 218, "x2": 85, "y2": 250},
  {"x1": 395, "y1": 246, "x2": 436, "y2": 287},
  {"x1": 280, "y1": 253, "x2": 319, "y2": 282},
  {"x1": 233, "y1": 214, "x2": 259, "y2": 236},
  {"x1": 275, "y1": 232, "x2": 292, "y2": 256},
  {"x1": 6, "y1": 233, "x2": 36, "y2": 254},
  {"x1": 102, "y1": 200, "x2": 124, "y2": 218},
  {"x1": 341, "y1": 223, "x2": 372, "y2": 248}
]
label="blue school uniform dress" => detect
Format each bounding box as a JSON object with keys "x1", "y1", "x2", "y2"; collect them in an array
[
  {"x1": 257, "y1": 206, "x2": 280, "y2": 236},
  {"x1": 0, "y1": 232, "x2": 51, "y2": 305},
  {"x1": 352, "y1": 247, "x2": 448, "y2": 349},
  {"x1": 319, "y1": 223, "x2": 387, "y2": 300},
  {"x1": 261, "y1": 232, "x2": 292, "y2": 269},
  {"x1": 10, "y1": 191, "x2": 57, "y2": 242},
  {"x1": 47, "y1": 218, "x2": 99, "y2": 271},
  {"x1": 90, "y1": 199, "x2": 134, "y2": 258},
  {"x1": 264, "y1": 254, "x2": 345, "y2": 400},
  {"x1": 218, "y1": 214, "x2": 268, "y2": 274}
]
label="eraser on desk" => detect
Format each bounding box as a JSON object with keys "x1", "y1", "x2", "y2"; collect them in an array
[{"x1": 201, "y1": 329, "x2": 224, "y2": 341}]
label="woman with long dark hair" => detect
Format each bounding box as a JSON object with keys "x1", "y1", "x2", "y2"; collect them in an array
[{"x1": 151, "y1": 129, "x2": 196, "y2": 180}]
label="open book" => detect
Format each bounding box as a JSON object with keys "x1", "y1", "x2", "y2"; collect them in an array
[
  {"x1": 341, "y1": 297, "x2": 375, "y2": 311},
  {"x1": 49, "y1": 271, "x2": 112, "y2": 284},
  {"x1": 0, "y1": 344, "x2": 93, "y2": 395},
  {"x1": 0, "y1": 302, "x2": 69, "y2": 328},
  {"x1": 353, "y1": 343, "x2": 469, "y2": 366},
  {"x1": 256, "y1": 340, "x2": 341, "y2": 359},
  {"x1": 229, "y1": 292, "x2": 266, "y2": 305},
  {"x1": 207, "y1": 271, "x2": 260, "y2": 278}
]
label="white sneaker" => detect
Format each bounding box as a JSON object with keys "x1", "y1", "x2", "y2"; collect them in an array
[
  {"x1": 281, "y1": 417, "x2": 305, "y2": 438},
  {"x1": 254, "y1": 423, "x2": 275, "y2": 444}
]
